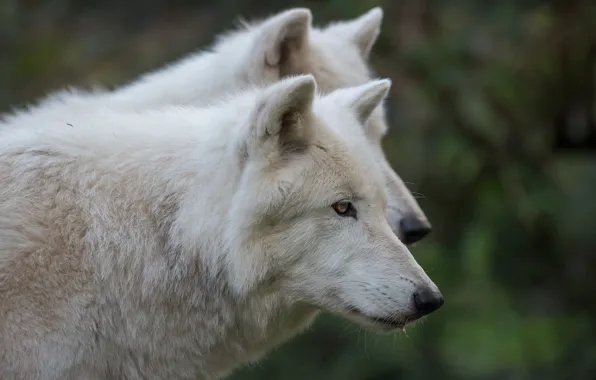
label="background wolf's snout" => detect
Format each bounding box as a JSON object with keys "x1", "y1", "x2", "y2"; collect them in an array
[
  {"x1": 400, "y1": 214, "x2": 432, "y2": 244},
  {"x1": 413, "y1": 287, "x2": 444, "y2": 317}
]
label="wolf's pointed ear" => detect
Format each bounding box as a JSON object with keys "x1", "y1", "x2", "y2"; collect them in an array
[
  {"x1": 251, "y1": 8, "x2": 312, "y2": 73},
  {"x1": 327, "y1": 7, "x2": 383, "y2": 58},
  {"x1": 333, "y1": 79, "x2": 391, "y2": 125},
  {"x1": 246, "y1": 75, "x2": 316, "y2": 157}
]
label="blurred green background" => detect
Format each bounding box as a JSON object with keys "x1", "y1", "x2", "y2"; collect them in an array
[{"x1": 2, "y1": 0, "x2": 596, "y2": 379}]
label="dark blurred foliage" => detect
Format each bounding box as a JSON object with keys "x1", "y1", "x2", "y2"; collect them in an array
[{"x1": 1, "y1": 0, "x2": 595, "y2": 379}]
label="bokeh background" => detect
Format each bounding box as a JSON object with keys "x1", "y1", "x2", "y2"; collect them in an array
[{"x1": 2, "y1": 0, "x2": 596, "y2": 379}]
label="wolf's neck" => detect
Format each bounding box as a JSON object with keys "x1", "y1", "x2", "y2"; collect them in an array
[
  {"x1": 164, "y1": 195, "x2": 320, "y2": 378},
  {"x1": 191, "y1": 288, "x2": 319, "y2": 378}
]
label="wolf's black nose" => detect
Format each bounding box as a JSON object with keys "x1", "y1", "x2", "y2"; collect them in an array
[
  {"x1": 413, "y1": 287, "x2": 444, "y2": 316},
  {"x1": 400, "y1": 214, "x2": 432, "y2": 245}
]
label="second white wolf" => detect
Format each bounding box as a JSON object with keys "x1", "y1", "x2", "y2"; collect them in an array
[{"x1": 3, "y1": 7, "x2": 433, "y2": 245}]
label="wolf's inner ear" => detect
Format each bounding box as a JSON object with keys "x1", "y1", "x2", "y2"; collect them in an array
[
  {"x1": 247, "y1": 75, "x2": 316, "y2": 156},
  {"x1": 338, "y1": 79, "x2": 391, "y2": 125},
  {"x1": 253, "y1": 8, "x2": 312, "y2": 73},
  {"x1": 327, "y1": 7, "x2": 383, "y2": 59}
]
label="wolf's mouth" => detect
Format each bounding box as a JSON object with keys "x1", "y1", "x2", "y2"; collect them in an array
[
  {"x1": 346, "y1": 307, "x2": 411, "y2": 330},
  {"x1": 368, "y1": 316, "x2": 406, "y2": 329}
]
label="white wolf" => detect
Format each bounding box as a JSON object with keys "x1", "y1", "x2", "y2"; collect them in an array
[
  {"x1": 2, "y1": 7, "x2": 432, "y2": 244},
  {"x1": 0, "y1": 75, "x2": 443, "y2": 380}
]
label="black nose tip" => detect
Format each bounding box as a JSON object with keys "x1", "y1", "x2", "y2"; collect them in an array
[
  {"x1": 413, "y1": 287, "x2": 444, "y2": 316},
  {"x1": 400, "y1": 215, "x2": 432, "y2": 245}
]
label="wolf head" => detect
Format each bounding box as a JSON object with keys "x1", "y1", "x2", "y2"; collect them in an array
[
  {"x1": 227, "y1": 75, "x2": 442, "y2": 331},
  {"x1": 220, "y1": 7, "x2": 432, "y2": 244}
]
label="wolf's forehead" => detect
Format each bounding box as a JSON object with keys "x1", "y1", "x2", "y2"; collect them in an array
[{"x1": 308, "y1": 138, "x2": 385, "y2": 196}]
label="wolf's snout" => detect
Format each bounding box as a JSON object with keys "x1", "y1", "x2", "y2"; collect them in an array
[
  {"x1": 399, "y1": 214, "x2": 432, "y2": 244},
  {"x1": 412, "y1": 287, "x2": 444, "y2": 317}
]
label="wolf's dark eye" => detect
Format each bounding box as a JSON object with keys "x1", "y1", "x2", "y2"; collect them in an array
[{"x1": 332, "y1": 200, "x2": 357, "y2": 218}]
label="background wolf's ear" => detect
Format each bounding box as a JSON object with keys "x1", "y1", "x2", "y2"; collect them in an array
[
  {"x1": 246, "y1": 75, "x2": 316, "y2": 157},
  {"x1": 331, "y1": 79, "x2": 391, "y2": 125},
  {"x1": 326, "y1": 7, "x2": 383, "y2": 59},
  {"x1": 251, "y1": 8, "x2": 312, "y2": 75}
]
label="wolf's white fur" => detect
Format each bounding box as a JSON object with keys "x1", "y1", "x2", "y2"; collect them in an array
[
  {"x1": 2, "y1": 7, "x2": 430, "y2": 241},
  {"x1": 0, "y1": 75, "x2": 440, "y2": 379}
]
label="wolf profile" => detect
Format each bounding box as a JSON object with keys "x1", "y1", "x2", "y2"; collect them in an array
[{"x1": 0, "y1": 75, "x2": 443, "y2": 379}]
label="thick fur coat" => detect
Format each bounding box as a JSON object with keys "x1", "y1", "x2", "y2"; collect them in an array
[{"x1": 0, "y1": 76, "x2": 441, "y2": 379}]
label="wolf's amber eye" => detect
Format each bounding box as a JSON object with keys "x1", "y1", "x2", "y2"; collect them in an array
[{"x1": 332, "y1": 200, "x2": 357, "y2": 218}]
